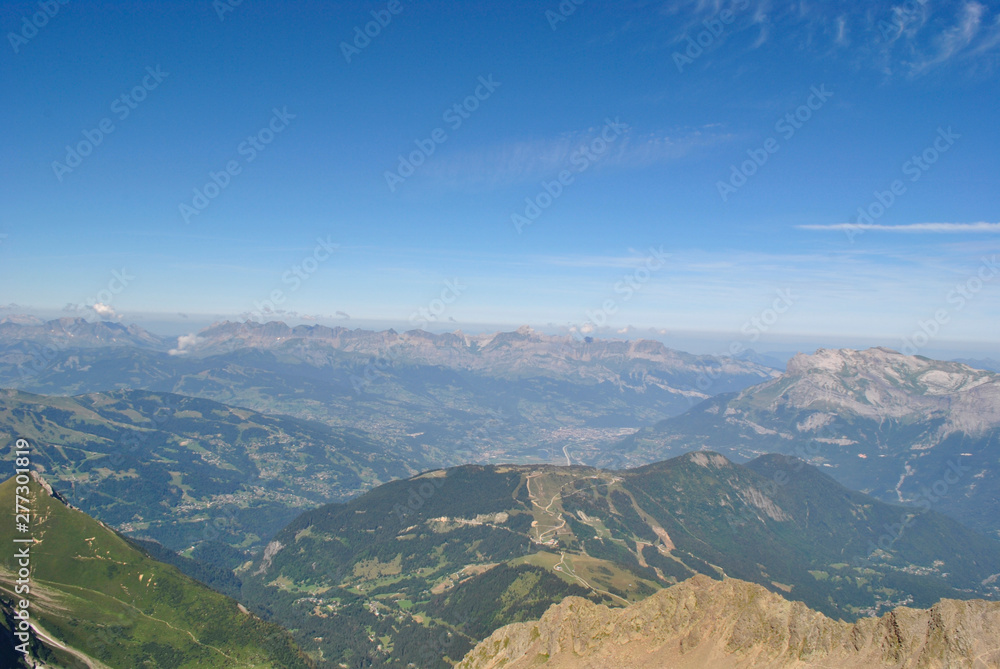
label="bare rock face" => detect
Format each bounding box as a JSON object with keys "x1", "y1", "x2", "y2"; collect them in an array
[
  {"x1": 457, "y1": 575, "x2": 1000, "y2": 669},
  {"x1": 772, "y1": 347, "x2": 1000, "y2": 437}
]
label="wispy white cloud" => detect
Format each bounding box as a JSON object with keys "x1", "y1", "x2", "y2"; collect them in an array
[
  {"x1": 419, "y1": 124, "x2": 732, "y2": 190},
  {"x1": 749, "y1": 0, "x2": 772, "y2": 48},
  {"x1": 798, "y1": 222, "x2": 1000, "y2": 233},
  {"x1": 834, "y1": 15, "x2": 850, "y2": 46},
  {"x1": 659, "y1": 0, "x2": 1000, "y2": 76},
  {"x1": 971, "y1": 13, "x2": 1000, "y2": 54},
  {"x1": 907, "y1": 1, "x2": 986, "y2": 73},
  {"x1": 880, "y1": 0, "x2": 932, "y2": 45},
  {"x1": 536, "y1": 249, "x2": 671, "y2": 270}
]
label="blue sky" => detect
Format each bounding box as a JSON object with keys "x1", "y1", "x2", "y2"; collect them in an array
[{"x1": 1, "y1": 0, "x2": 999, "y2": 352}]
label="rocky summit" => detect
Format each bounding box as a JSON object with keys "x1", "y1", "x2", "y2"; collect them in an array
[
  {"x1": 778, "y1": 347, "x2": 1000, "y2": 436},
  {"x1": 458, "y1": 574, "x2": 1000, "y2": 669}
]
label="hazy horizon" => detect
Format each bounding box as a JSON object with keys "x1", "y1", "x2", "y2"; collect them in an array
[
  {"x1": 3, "y1": 1, "x2": 998, "y2": 358},
  {"x1": 3, "y1": 307, "x2": 998, "y2": 364}
]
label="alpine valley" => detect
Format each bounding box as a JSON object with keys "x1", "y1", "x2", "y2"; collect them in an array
[{"x1": 0, "y1": 317, "x2": 778, "y2": 466}]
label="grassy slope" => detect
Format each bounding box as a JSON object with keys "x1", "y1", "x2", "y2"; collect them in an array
[{"x1": 0, "y1": 473, "x2": 312, "y2": 669}]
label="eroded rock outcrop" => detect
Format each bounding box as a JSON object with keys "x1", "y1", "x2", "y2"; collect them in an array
[{"x1": 458, "y1": 574, "x2": 1000, "y2": 668}]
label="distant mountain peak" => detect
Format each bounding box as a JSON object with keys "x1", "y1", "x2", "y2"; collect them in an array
[
  {"x1": 760, "y1": 347, "x2": 1000, "y2": 433},
  {"x1": 0, "y1": 316, "x2": 164, "y2": 349},
  {"x1": 0, "y1": 314, "x2": 45, "y2": 326},
  {"x1": 786, "y1": 346, "x2": 905, "y2": 374}
]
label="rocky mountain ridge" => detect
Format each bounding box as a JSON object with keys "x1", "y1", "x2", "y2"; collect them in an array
[
  {"x1": 0, "y1": 316, "x2": 165, "y2": 350},
  {"x1": 185, "y1": 320, "x2": 781, "y2": 390},
  {"x1": 458, "y1": 574, "x2": 1000, "y2": 668},
  {"x1": 774, "y1": 347, "x2": 1000, "y2": 437}
]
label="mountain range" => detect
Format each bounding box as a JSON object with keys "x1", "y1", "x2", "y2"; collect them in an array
[
  {"x1": 0, "y1": 317, "x2": 779, "y2": 467},
  {"x1": 618, "y1": 347, "x2": 1000, "y2": 539}
]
